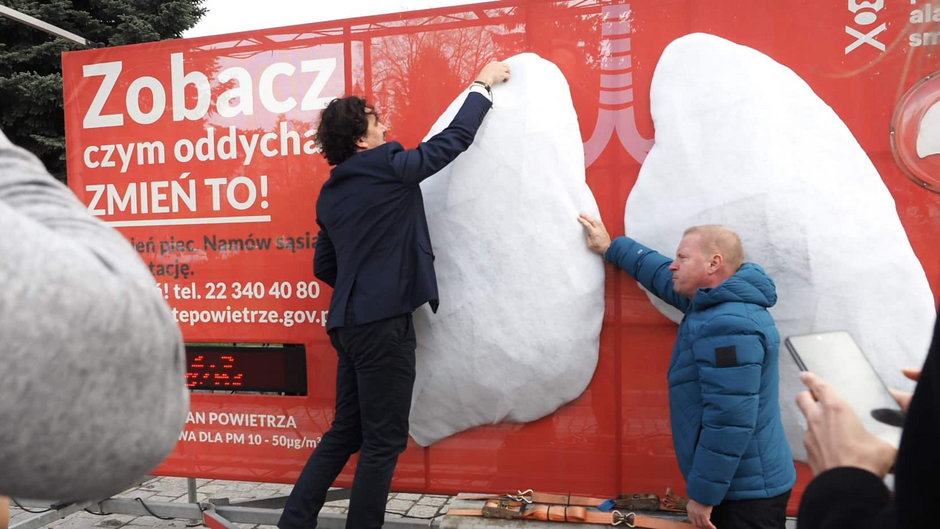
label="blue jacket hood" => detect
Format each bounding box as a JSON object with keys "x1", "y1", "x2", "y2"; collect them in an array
[{"x1": 690, "y1": 262, "x2": 777, "y2": 313}]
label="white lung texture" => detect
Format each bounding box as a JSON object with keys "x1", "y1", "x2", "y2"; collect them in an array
[
  {"x1": 409, "y1": 53, "x2": 605, "y2": 447},
  {"x1": 626, "y1": 33, "x2": 935, "y2": 459}
]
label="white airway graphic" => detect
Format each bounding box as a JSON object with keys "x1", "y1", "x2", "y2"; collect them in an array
[
  {"x1": 626, "y1": 32, "x2": 934, "y2": 461},
  {"x1": 582, "y1": 3, "x2": 652, "y2": 166},
  {"x1": 916, "y1": 101, "x2": 940, "y2": 158}
]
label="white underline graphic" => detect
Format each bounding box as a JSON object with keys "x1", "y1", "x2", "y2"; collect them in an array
[{"x1": 103, "y1": 215, "x2": 272, "y2": 227}]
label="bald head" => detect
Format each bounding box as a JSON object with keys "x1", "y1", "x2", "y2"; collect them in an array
[
  {"x1": 668, "y1": 225, "x2": 746, "y2": 296},
  {"x1": 683, "y1": 225, "x2": 745, "y2": 273}
]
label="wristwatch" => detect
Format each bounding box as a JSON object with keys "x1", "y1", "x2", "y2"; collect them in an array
[{"x1": 470, "y1": 80, "x2": 493, "y2": 101}]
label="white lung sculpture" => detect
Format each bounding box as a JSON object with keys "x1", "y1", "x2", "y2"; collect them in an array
[
  {"x1": 409, "y1": 53, "x2": 605, "y2": 447},
  {"x1": 626, "y1": 33, "x2": 935, "y2": 459}
]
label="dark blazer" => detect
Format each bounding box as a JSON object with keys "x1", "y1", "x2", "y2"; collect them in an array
[{"x1": 313, "y1": 92, "x2": 492, "y2": 330}]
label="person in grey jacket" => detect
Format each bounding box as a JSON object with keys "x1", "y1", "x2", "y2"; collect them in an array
[
  {"x1": 579, "y1": 215, "x2": 795, "y2": 529},
  {"x1": 0, "y1": 128, "x2": 188, "y2": 501}
]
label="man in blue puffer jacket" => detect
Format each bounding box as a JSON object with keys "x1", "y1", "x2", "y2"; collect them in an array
[{"x1": 578, "y1": 215, "x2": 796, "y2": 529}]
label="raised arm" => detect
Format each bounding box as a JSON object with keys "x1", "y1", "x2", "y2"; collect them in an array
[
  {"x1": 391, "y1": 61, "x2": 511, "y2": 185},
  {"x1": 579, "y1": 214, "x2": 690, "y2": 312}
]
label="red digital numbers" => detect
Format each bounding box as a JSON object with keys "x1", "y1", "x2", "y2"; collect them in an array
[
  {"x1": 183, "y1": 345, "x2": 307, "y2": 394},
  {"x1": 186, "y1": 353, "x2": 245, "y2": 388}
]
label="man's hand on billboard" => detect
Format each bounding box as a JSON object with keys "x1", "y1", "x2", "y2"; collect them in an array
[
  {"x1": 577, "y1": 213, "x2": 611, "y2": 255},
  {"x1": 475, "y1": 61, "x2": 511, "y2": 87}
]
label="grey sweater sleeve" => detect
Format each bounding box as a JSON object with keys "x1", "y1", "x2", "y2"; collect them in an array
[{"x1": 0, "y1": 129, "x2": 188, "y2": 501}]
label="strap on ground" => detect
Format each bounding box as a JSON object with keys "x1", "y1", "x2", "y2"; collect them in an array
[{"x1": 447, "y1": 489, "x2": 695, "y2": 528}]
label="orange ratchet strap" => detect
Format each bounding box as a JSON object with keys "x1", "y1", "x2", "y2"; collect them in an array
[
  {"x1": 456, "y1": 490, "x2": 608, "y2": 506},
  {"x1": 448, "y1": 490, "x2": 695, "y2": 527}
]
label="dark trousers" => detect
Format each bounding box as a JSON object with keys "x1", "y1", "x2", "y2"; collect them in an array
[
  {"x1": 278, "y1": 313, "x2": 416, "y2": 529},
  {"x1": 710, "y1": 490, "x2": 791, "y2": 529}
]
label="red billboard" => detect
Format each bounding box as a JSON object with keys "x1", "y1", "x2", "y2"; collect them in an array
[{"x1": 62, "y1": 0, "x2": 940, "y2": 511}]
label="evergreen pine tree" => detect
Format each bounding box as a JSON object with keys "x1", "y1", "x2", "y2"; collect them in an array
[{"x1": 0, "y1": 0, "x2": 206, "y2": 180}]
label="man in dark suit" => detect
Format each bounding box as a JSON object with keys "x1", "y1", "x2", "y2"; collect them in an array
[{"x1": 278, "y1": 61, "x2": 510, "y2": 529}]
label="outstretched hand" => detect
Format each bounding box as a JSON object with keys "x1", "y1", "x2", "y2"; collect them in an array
[
  {"x1": 577, "y1": 214, "x2": 612, "y2": 255},
  {"x1": 796, "y1": 371, "x2": 897, "y2": 477},
  {"x1": 475, "y1": 61, "x2": 511, "y2": 86}
]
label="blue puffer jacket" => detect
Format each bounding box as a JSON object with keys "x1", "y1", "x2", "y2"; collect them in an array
[{"x1": 607, "y1": 236, "x2": 795, "y2": 506}]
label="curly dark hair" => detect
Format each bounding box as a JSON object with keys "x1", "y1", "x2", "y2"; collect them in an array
[{"x1": 316, "y1": 96, "x2": 373, "y2": 166}]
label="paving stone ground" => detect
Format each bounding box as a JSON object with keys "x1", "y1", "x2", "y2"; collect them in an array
[
  {"x1": 8, "y1": 476, "x2": 456, "y2": 529},
  {"x1": 8, "y1": 477, "x2": 795, "y2": 529}
]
